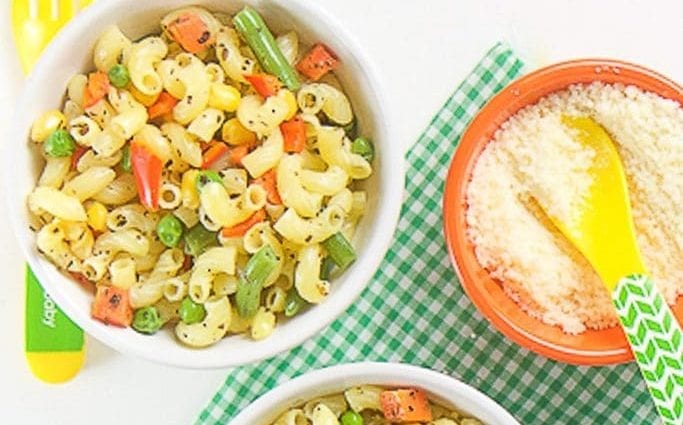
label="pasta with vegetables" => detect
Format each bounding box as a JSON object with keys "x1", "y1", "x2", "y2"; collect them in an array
[
  {"x1": 26, "y1": 6, "x2": 374, "y2": 348},
  {"x1": 271, "y1": 386, "x2": 485, "y2": 425}
]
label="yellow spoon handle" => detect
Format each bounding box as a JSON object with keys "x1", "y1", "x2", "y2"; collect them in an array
[
  {"x1": 25, "y1": 267, "x2": 85, "y2": 383},
  {"x1": 12, "y1": 0, "x2": 94, "y2": 383}
]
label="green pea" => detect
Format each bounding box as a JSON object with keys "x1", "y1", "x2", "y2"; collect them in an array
[
  {"x1": 157, "y1": 214, "x2": 183, "y2": 248},
  {"x1": 195, "y1": 170, "x2": 223, "y2": 192},
  {"x1": 132, "y1": 306, "x2": 163, "y2": 334},
  {"x1": 121, "y1": 145, "x2": 132, "y2": 172},
  {"x1": 341, "y1": 411, "x2": 363, "y2": 425},
  {"x1": 350, "y1": 137, "x2": 374, "y2": 162},
  {"x1": 44, "y1": 129, "x2": 76, "y2": 157},
  {"x1": 108, "y1": 64, "x2": 130, "y2": 88},
  {"x1": 179, "y1": 297, "x2": 206, "y2": 324}
]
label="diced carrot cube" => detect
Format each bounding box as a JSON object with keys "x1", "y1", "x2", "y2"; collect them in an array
[
  {"x1": 91, "y1": 286, "x2": 133, "y2": 327},
  {"x1": 296, "y1": 43, "x2": 339, "y2": 81},
  {"x1": 166, "y1": 12, "x2": 214, "y2": 53},
  {"x1": 380, "y1": 388, "x2": 433, "y2": 422}
]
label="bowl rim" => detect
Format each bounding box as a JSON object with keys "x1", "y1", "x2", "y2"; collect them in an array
[
  {"x1": 442, "y1": 58, "x2": 683, "y2": 365},
  {"x1": 6, "y1": 0, "x2": 404, "y2": 368},
  {"x1": 230, "y1": 361, "x2": 520, "y2": 425}
]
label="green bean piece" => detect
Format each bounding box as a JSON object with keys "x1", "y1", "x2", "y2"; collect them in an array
[
  {"x1": 236, "y1": 245, "x2": 279, "y2": 318},
  {"x1": 121, "y1": 144, "x2": 131, "y2": 172},
  {"x1": 178, "y1": 297, "x2": 206, "y2": 324},
  {"x1": 44, "y1": 129, "x2": 76, "y2": 157},
  {"x1": 108, "y1": 64, "x2": 130, "y2": 88},
  {"x1": 351, "y1": 137, "x2": 374, "y2": 162},
  {"x1": 341, "y1": 411, "x2": 364, "y2": 425},
  {"x1": 233, "y1": 6, "x2": 300, "y2": 90},
  {"x1": 284, "y1": 287, "x2": 307, "y2": 317},
  {"x1": 157, "y1": 214, "x2": 184, "y2": 248},
  {"x1": 195, "y1": 170, "x2": 223, "y2": 192},
  {"x1": 131, "y1": 306, "x2": 163, "y2": 334},
  {"x1": 183, "y1": 223, "x2": 218, "y2": 257},
  {"x1": 320, "y1": 256, "x2": 336, "y2": 280},
  {"x1": 322, "y1": 232, "x2": 356, "y2": 270}
]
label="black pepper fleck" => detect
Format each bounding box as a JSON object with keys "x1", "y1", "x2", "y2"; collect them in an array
[{"x1": 197, "y1": 30, "x2": 210, "y2": 44}]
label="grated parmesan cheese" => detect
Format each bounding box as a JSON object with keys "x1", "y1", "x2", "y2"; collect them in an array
[{"x1": 466, "y1": 82, "x2": 683, "y2": 334}]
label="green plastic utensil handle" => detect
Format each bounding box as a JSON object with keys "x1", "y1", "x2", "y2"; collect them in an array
[
  {"x1": 25, "y1": 266, "x2": 84, "y2": 352},
  {"x1": 613, "y1": 274, "x2": 683, "y2": 425}
]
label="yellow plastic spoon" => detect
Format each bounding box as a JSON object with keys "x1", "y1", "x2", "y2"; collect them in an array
[
  {"x1": 11, "y1": 0, "x2": 93, "y2": 383},
  {"x1": 542, "y1": 116, "x2": 683, "y2": 424}
]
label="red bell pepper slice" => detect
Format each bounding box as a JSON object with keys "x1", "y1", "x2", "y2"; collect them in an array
[
  {"x1": 221, "y1": 209, "x2": 266, "y2": 238},
  {"x1": 130, "y1": 141, "x2": 162, "y2": 211},
  {"x1": 70, "y1": 145, "x2": 89, "y2": 170},
  {"x1": 148, "y1": 91, "x2": 179, "y2": 120}
]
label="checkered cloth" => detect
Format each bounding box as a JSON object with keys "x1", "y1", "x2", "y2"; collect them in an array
[{"x1": 197, "y1": 43, "x2": 658, "y2": 425}]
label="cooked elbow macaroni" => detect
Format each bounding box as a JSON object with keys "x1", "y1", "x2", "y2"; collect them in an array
[
  {"x1": 27, "y1": 6, "x2": 373, "y2": 348},
  {"x1": 93, "y1": 25, "x2": 132, "y2": 73},
  {"x1": 126, "y1": 37, "x2": 167, "y2": 96}
]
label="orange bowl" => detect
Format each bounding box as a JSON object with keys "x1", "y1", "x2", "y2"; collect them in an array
[{"x1": 443, "y1": 59, "x2": 683, "y2": 365}]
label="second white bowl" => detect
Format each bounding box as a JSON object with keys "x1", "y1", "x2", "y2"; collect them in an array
[{"x1": 231, "y1": 362, "x2": 520, "y2": 424}]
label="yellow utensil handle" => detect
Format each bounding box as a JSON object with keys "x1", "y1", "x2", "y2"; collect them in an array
[{"x1": 12, "y1": 0, "x2": 94, "y2": 383}]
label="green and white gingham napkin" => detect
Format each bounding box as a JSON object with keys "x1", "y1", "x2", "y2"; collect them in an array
[{"x1": 198, "y1": 43, "x2": 659, "y2": 425}]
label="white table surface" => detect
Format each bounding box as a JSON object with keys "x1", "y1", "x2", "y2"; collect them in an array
[{"x1": 1, "y1": 0, "x2": 682, "y2": 423}]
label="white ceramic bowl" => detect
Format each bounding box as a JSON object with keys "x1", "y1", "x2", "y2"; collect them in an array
[
  {"x1": 7, "y1": 0, "x2": 403, "y2": 368},
  {"x1": 231, "y1": 362, "x2": 520, "y2": 424}
]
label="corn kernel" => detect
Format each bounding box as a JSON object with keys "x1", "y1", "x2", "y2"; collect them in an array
[
  {"x1": 86, "y1": 201, "x2": 108, "y2": 232},
  {"x1": 221, "y1": 118, "x2": 257, "y2": 146},
  {"x1": 250, "y1": 307, "x2": 276, "y2": 340},
  {"x1": 209, "y1": 83, "x2": 241, "y2": 112},
  {"x1": 128, "y1": 83, "x2": 160, "y2": 107},
  {"x1": 31, "y1": 110, "x2": 66, "y2": 142},
  {"x1": 278, "y1": 89, "x2": 298, "y2": 120},
  {"x1": 181, "y1": 169, "x2": 200, "y2": 209}
]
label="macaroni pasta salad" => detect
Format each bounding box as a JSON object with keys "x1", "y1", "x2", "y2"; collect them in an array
[
  {"x1": 27, "y1": 6, "x2": 373, "y2": 348},
  {"x1": 270, "y1": 386, "x2": 485, "y2": 425}
]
